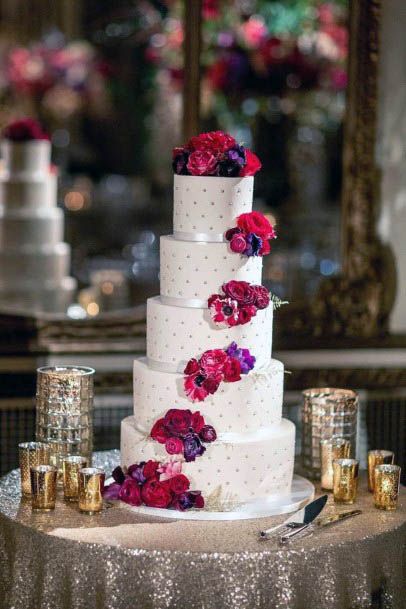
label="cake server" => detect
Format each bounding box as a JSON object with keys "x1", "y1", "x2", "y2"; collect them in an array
[
  {"x1": 260, "y1": 494, "x2": 328, "y2": 540},
  {"x1": 279, "y1": 509, "x2": 362, "y2": 543}
]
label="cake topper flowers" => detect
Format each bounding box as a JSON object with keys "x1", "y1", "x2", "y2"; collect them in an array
[
  {"x1": 183, "y1": 343, "x2": 256, "y2": 402},
  {"x1": 208, "y1": 280, "x2": 270, "y2": 327},
  {"x1": 172, "y1": 130, "x2": 261, "y2": 177},
  {"x1": 150, "y1": 409, "x2": 217, "y2": 461},
  {"x1": 2, "y1": 118, "x2": 50, "y2": 141},
  {"x1": 103, "y1": 460, "x2": 204, "y2": 511},
  {"x1": 225, "y1": 211, "x2": 276, "y2": 257}
]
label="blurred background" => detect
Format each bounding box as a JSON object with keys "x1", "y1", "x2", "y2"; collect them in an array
[{"x1": 0, "y1": 0, "x2": 348, "y2": 316}]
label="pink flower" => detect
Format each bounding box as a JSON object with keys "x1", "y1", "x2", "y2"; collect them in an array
[
  {"x1": 187, "y1": 130, "x2": 236, "y2": 154},
  {"x1": 200, "y1": 349, "x2": 228, "y2": 374},
  {"x1": 158, "y1": 461, "x2": 183, "y2": 481},
  {"x1": 118, "y1": 478, "x2": 142, "y2": 506},
  {"x1": 239, "y1": 17, "x2": 267, "y2": 49},
  {"x1": 230, "y1": 233, "x2": 247, "y2": 253},
  {"x1": 184, "y1": 373, "x2": 209, "y2": 402},
  {"x1": 187, "y1": 150, "x2": 217, "y2": 176},
  {"x1": 237, "y1": 211, "x2": 275, "y2": 240},
  {"x1": 252, "y1": 285, "x2": 270, "y2": 309},
  {"x1": 208, "y1": 295, "x2": 239, "y2": 327},
  {"x1": 165, "y1": 436, "x2": 184, "y2": 455},
  {"x1": 222, "y1": 280, "x2": 255, "y2": 305},
  {"x1": 239, "y1": 149, "x2": 262, "y2": 176},
  {"x1": 223, "y1": 357, "x2": 242, "y2": 382}
]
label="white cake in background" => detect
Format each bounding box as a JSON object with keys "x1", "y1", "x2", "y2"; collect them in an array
[
  {"x1": 121, "y1": 161, "x2": 295, "y2": 511},
  {"x1": 0, "y1": 122, "x2": 76, "y2": 313}
]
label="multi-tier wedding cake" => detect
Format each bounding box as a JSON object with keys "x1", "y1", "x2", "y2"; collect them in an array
[
  {"x1": 0, "y1": 119, "x2": 76, "y2": 313},
  {"x1": 112, "y1": 131, "x2": 295, "y2": 514}
]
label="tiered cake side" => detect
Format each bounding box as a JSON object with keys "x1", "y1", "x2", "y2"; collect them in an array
[
  {"x1": 122, "y1": 173, "x2": 295, "y2": 510},
  {"x1": 0, "y1": 132, "x2": 77, "y2": 313}
]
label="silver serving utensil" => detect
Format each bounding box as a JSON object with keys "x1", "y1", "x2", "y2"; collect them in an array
[
  {"x1": 260, "y1": 494, "x2": 328, "y2": 540},
  {"x1": 279, "y1": 509, "x2": 362, "y2": 543}
]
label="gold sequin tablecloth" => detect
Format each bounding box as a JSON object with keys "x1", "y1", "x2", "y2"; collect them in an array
[{"x1": 0, "y1": 451, "x2": 405, "y2": 609}]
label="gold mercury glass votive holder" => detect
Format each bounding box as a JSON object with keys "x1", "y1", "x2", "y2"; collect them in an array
[
  {"x1": 19, "y1": 442, "x2": 50, "y2": 496},
  {"x1": 374, "y1": 464, "x2": 401, "y2": 511},
  {"x1": 367, "y1": 450, "x2": 395, "y2": 492},
  {"x1": 78, "y1": 467, "x2": 105, "y2": 514},
  {"x1": 333, "y1": 458, "x2": 359, "y2": 504},
  {"x1": 63, "y1": 456, "x2": 88, "y2": 502},
  {"x1": 320, "y1": 438, "x2": 350, "y2": 490},
  {"x1": 30, "y1": 465, "x2": 58, "y2": 511}
]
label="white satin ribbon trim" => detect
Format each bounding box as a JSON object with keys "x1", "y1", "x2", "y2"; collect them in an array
[
  {"x1": 134, "y1": 422, "x2": 283, "y2": 444},
  {"x1": 160, "y1": 295, "x2": 208, "y2": 308},
  {"x1": 147, "y1": 358, "x2": 185, "y2": 374},
  {"x1": 173, "y1": 231, "x2": 225, "y2": 243}
]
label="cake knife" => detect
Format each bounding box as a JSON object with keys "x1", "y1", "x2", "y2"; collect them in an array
[
  {"x1": 260, "y1": 494, "x2": 328, "y2": 540},
  {"x1": 279, "y1": 509, "x2": 362, "y2": 543}
]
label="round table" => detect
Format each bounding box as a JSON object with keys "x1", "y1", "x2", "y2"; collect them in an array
[{"x1": 0, "y1": 451, "x2": 404, "y2": 609}]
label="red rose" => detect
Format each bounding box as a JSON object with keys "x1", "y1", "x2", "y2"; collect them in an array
[
  {"x1": 118, "y1": 478, "x2": 142, "y2": 506},
  {"x1": 187, "y1": 131, "x2": 236, "y2": 154},
  {"x1": 223, "y1": 357, "x2": 241, "y2": 382},
  {"x1": 229, "y1": 233, "x2": 247, "y2": 253},
  {"x1": 3, "y1": 118, "x2": 49, "y2": 142},
  {"x1": 184, "y1": 358, "x2": 200, "y2": 375},
  {"x1": 191, "y1": 411, "x2": 205, "y2": 433},
  {"x1": 238, "y1": 305, "x2": 256, "y2": 325},
  {"x1": 172, "y1": 146, "x2": 185, "y2": 159},
  {"x1": 252, "y1": 285, "x2": 270, "y2": 309},
  {"x1": 199, "y1": 425, "x2": 217, "y2": 443},
  {"x1": 237, "y1": 211, "x2": 275, "y2": 240},
  {"x1": 222, "y1": 280, "x2": 255, "y2": 305},
  {"x1": 186, "y1": 150, "x2": 217, "y2": 176},
  {"x1": 259, "y1": 239, "x2": 271, "y2": 256},
  {"x1": 143, "y1": 460, "x2": 160, "y2": 479},
  {"x1": 200, "y1": 349, "x2": 228, "y2": 374},
  {"x1": 141, "y1": 479, "x2": 172, "y2": 508},
  {"x1": 150, "y1": 418, "x2": 169, "y2": 444},
  {"x1": 194, "y1": 493, "x2": 205, "y2": 509},
  {"x1": 169, "y1": 474, "x2": 190, "y2": 494},
  {"x1": 239, "y1": 149, "x2": 262, "y2": 176},
  {"x1": 202, "y1": 374, "x2": 222, "y2": 394},
  {"x1": 163, "y1": 408, "x2": 192, "y2": 436},
  {"x1": 165, "y1": 436, "x2": 184, "y2": 455}
]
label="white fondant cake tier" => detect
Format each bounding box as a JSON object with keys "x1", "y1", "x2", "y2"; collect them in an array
[
  {"x1": 0, "y1": 174, "x2": 57, "y2": 208},
  {"x1": 173, "y1": 175, "x2": 253, "y2": 240},
  {"x1": 160, "y1": 235, "x2": 262, "y2": 304},
  {"x1": 133, "y1": 357, "x2": 284, "y2": 433},
  {"x1": 0, "y1": 276, "x2": 77, "y2": 314},
  {"x1": 0, "y1": 208, "x2": 63, "y2": 247},
  {"x1": 1, "y1": 140, "x2": 50, "y2": 175},
  {"x1": 121, "y1": 415, "x2": 295, "y2": 508},
  {"x1": 0, "y1": 242, "x2": 70, "y2": 283},
  {"x1": 147, "y1": 295, "x2": 273, "y2": 371}
]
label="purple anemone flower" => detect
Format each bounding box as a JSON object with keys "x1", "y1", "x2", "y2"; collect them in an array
[{"x1": 226, "y1": 342, "x2": 256, "y2": 374}]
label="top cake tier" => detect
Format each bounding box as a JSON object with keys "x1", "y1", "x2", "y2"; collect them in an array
[
  {"x1": 173, "y1": 175, "x2": 253, "y2": 241},
  {"x1": 1, "y1": 140, "x2": 51, "y2": 176}
]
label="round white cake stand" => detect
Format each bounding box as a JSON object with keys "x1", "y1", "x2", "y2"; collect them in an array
[{"x1": 117, "y1": 475, "x2": 315, "y2": 521}]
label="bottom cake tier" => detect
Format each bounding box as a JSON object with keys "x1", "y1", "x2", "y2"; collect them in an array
[{"x1": 121, "y1": 415, "x2": 295, "y2": 510}]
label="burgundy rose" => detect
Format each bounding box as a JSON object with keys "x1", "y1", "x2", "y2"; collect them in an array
[
  {"x1": 118, "y1": 478, "x2": 142, "y2": 506},
  {"x1": 222, "y1": 280, "x2": 255, "y2": 305},
  {"x1": 112, "y1": 466, "x2": 125, "y2": 485},
  {"x1": 223, "y1": 357, "x2": 242, "y2": 382},
  {"x1": 143, "y1": 460, "x2": 160, "y2": 479},
  {"x1": 186, "y1": 150, "x2": 217, "y2": 176},
  {"x1": 193, "y1": 492, "x2": 205, "y2": 509},
  {"x1": 163, "y1": 409, "x2": 192, "y2": 436},
  {"x1": 165, "y1": 436, "x2": 184, "y2": 455},
  {"x1": 141, "y1": 479, "x2": 172, "y2": 508},
  {"x1": 252, "y1": 285, "x2": 270, "y2": 309},
  {"x1": 237, "y1": 305, "x2": 256, "y2": 325},
  {"x1": 202, "y1": 375, "x2": 222, "y2": 394},
  {"x1": 150, "y1": 418, "x2": 169, "y2": 444},
  {"x1": 229, "y1": 232, "x2": 247, "y2": 253},
  {"x1": 199, "y1": 425, "x2": 217, "y2": 443},
  {"x1": 200, "y1": 349, "x2": 228, "y2": 374},
  {"x1": 225, "y1": 227, "x2": 242, "y2": 241},
  {"x1": 184, "y1": 358, "x2": 200, "y2": 375},
  {"x1": 239, "y1": 149, "x2": 262, "y2": 176},
  {"x1": 191, "y1": 411, "x2": 205, "y2": 433},
  {"x1": 169, "y1": 474, "x2": 190, "y2": 494}
]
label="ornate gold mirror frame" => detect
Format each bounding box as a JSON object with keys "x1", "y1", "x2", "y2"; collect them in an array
[{"x1": 184, "y1": 0, "x2": 395, "y2": 345}]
